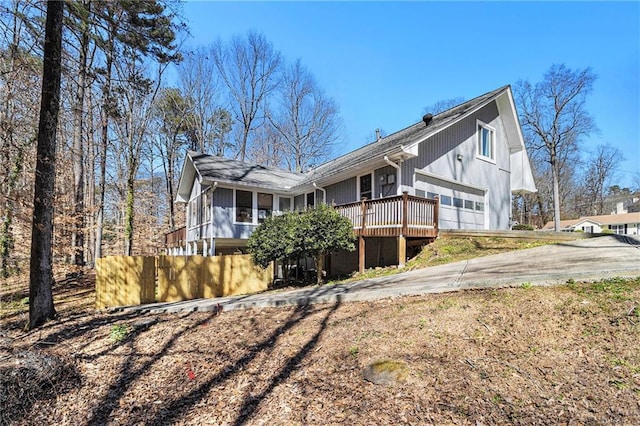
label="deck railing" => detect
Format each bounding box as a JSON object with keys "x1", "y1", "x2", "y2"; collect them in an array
[
  {"x1": 164, "y1": 226, "x2": 186, "y2": 247},
  {"x1": 164, "y1": 193, "x2": 438, "y2": 248},
  {"x1": 335, "y1": 192, "x2": 439, "y2": 238}
]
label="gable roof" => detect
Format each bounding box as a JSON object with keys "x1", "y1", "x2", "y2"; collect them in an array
[
  {"x1": 176, "y1": 85, "x2": 534, "y2": 201},
  {"x1": 542, "y1": 212, "x2": 640, "y2": 230},
  {"x1": 302, "y1": 85, "x2": 513, "y2": 185}
]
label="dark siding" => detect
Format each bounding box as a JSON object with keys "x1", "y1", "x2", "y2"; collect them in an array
[
  {"x1": 374, "y1": 165, "x2": 398, "y2": 198},
  {"x1": 326, "y1": 177, "x2": 357, "y2": 205},
  {"x1": 213, "y1": 187, "x2": 233, "y2": 208}
]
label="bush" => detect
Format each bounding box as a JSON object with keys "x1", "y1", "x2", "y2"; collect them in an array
[
  {"x1": 512, "y1": 224, "x2": 534, "y2": 231},
  {"x1": 247, "y1": 204, "x2": 356, "y2": 285}
]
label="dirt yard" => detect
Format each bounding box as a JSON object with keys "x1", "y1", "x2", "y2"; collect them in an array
[{"x1": 1, "y1": 273, "x2": 639, "y2": 425}]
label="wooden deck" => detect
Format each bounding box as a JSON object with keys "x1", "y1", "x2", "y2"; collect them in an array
[
  {"x1": 164, "y1": 193, "x2": 439, "y2": 250},
  {"x1": 334, "y1": 192, "x2": 439, "y2": 238},
  {"x1": 165, "y1": 226, "x2": 186, "y2": 248}
]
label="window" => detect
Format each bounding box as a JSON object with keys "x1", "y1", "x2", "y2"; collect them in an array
[
  {"x1": 440, "y1": 195, "x2": 452, "y2": 206},
  {"x1": 464, "y1": 200, "x2": 474, "y2": 210},
  {"x1": 235, "y1": 190, "x2": 253, "y2": 223},
  {"x1": 582, "y1": 226, "x2": 594, "y2": 233},
  {"x1": 360, "y1": 174, "x2": 372, "y2": 200},
  {"x1": 278, "y1": 197, "x2": 291, "y2": 212},
  {"x1": 189, "y1": 199, "x2": 197, "y2": 227},
  {"x1": 203, "y1": 189, "x2": 211, "y2": 222},
  {"x1": 306, "y1": 192, "x2": 315, "y2": 209},
  {"x1": 427, "y1": 192, "x2": 438, "y2": 199},
  {"x1": 415, "y1": 189, "x2": 426, "y2": 197},
  {"x1": 610, "y1": 224, "x2": 626, "y2": 234},
  {"x1": 475, "y1": 202, "x2": 484, "y2": 212},
  {"x1": 453, "y1": 197, "x2": 463, "y2": 208},
  {"x1": 257, "y1": 193, "x2": 273, "y2": 223},
  {"x1": 477, "y1": 121, "x2": 495, "y2": 161}
]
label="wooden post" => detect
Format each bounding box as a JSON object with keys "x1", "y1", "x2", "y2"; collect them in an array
[
  {"x1": 402, "y1": 191, "x2": 409, "y2": 237},
  {"x1": 397, "y1": 235, "x2": 406, "y2": 268},
  {"x1": 359, "y1": 198, "x2": 367, "y2": 273},
  {"x1": 434, "y1": 195, "x2": 440, "y2": 234}
]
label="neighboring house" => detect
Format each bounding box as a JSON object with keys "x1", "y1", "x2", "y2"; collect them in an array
[
  {"x1": 541, "y1": 213, "x2": 640, "y2": 235},
  {"x1": 168, "y1": 85, "x2": 537, "y2": 274},
  {"x1": 610, "y1": 197, "x2": 640, "y2": 215}
]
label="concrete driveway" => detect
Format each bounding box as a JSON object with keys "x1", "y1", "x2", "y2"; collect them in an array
[{"x1": 122, "y1": 235, "x2": 640, "y2": 315}]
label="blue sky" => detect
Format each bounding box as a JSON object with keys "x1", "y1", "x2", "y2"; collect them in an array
[{"x1": 180, "y1": 1, "x2": 640, "y2": 188}]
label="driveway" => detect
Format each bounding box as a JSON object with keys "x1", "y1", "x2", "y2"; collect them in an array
[{"x1": 122, "y1": 235, "x2": 640, "y2": 314}]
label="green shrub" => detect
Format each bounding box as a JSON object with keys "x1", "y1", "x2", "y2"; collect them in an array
[{"x1": 512, "y1": 224, "x2": 534, "y2": 231}]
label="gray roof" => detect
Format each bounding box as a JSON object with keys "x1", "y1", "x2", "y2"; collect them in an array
[
  {"x1": 300, "y1": 85, "x2": 510, "y2": 185},
  {"x1": 184, "y1": 85, "x2": 511, "y2": 193},
  {"x1": 189, "y1": 152, "x2": 305, "y2": 190}
]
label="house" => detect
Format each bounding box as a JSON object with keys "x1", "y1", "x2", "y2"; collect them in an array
[
  {"x1": 168, "y1": 85, "x2": 537, "y2": 274},
  {"x1": 541, "y1": 213, "x2": 640, "y2": 235}
]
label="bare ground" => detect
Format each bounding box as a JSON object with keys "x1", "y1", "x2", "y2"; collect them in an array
[{"x1": 1, "y1": 273, "x2": 639, "y2": 425}]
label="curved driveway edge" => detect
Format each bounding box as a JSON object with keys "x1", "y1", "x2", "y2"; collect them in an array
[{"x1": 118, "y1": 235, "x2": 640, "y2": 315}]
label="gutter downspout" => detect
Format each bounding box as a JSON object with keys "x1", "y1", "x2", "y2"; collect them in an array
[
  {"x1": 383, "y1": 156, "x2": 402, "y2": 196},
  {"x1": 312, "y1": 182, "x2": 326, "y2": 205}
]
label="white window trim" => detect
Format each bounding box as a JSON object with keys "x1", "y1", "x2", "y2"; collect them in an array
[
  {"x1": 275, "y1": 194, "x2": 293, "y2": 214},
  {"x1": 357, "y1": 172, "x2": 374, "y2": 200},
  {"x1": 476, "y1": 119, "x2": 496, "y2": 164},
  {"x1": 233, "y1": 189, "x2": 256, "y2": 225}
]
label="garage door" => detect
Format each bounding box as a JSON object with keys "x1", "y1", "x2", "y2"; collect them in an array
[{"x1": 414, "y1": 173, "x2": 486, "y2": 230}]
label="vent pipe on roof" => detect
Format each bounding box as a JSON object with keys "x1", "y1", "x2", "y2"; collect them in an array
[
  {"x1": 422, "y1": 113, "x2": 433, "y2": 126},
  {"x1": 375, "y1": 128, "x2": 381, "y2": 141}
]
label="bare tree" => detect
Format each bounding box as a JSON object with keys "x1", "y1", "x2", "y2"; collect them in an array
[
  {"x1": 269, "y1": 59, "x2": 341, "y2": 172},
  {"x1": 111, "y1": 58, "x2": 166, "y2": 255},
  {"x1": 515, "y1": 64, "x2": 597, "y2": 231},
  {"x1": 582, "y1": 144, "x2": 622, "y2": 215},
  {"x1": 29, "y1": 0, "x2": 64, "y2": 329},
  {"x1": 0, "y1": 0, "x2": 41, "y2": 277},
  {"x1": 211, "y1": 30, "x2": 282, "y2": 161},
  {"x1": 152, "y1": 87, "x2": 194, "y2": 229}
]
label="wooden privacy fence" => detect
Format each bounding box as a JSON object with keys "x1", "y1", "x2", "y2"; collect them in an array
[{"x1": 96, "y1": 254, "x2": 273, "y2": 309}]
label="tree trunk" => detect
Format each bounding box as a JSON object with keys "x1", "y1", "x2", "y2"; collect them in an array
[
  {"x1": 94, "y1": 23, "x2": 115, "y2": 263},
  {"x1": 0, "y1": 0, "x2": 22, "y2": 278},
  {"x1": 315, "y1": 253, "x2": 324, "y2": 285},
  {"x1": 551, "y1": 150, "x2": 561, "y2": 232},
  {"x1": 72, "y1": 0, "x2": 90, "y2": 266},
  {"x1": 124, "y1": 170, "x2": 135, "y2": 256},
  {"x1": 29, "y1": 0, "x2": 64, "y2": 329}
]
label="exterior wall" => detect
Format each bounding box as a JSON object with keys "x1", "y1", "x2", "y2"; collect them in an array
[
  {"x1": 401, "y1": 101, "x2": 512, "y2": 230},
  {"x1": 574, "y1": 220, "x2": 602, "y2": 233},
  {"x1": 326, "y1": 177, "x2": 356, "y2": 205},
  {"x1": 324, "y1": 166, "x2": 398, "y2": 207},
  {"x1": 210, "y1": 187, "x2": 256, "y2": 240},
  {"x1": 374, "y1": 165, "x2": 399, "y2": 198}
]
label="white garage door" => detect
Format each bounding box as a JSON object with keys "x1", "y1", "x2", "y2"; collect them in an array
[{"x1": 414, "y1": 174, "x2": 486, "y2": 230}]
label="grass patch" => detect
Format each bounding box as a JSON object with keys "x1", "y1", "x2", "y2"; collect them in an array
[
  {"x1": 334, "y1": 236, "x2": 554, "y2": 284},
  {"x1": 109, "y1": 324, "x2": 131, "y2": 343},
  {"x1": 567, "y1": 276, "x2": 639, "y2": 302},
  {"x1": 405, "y1": 236, "x2": 551, "y2": 270}
]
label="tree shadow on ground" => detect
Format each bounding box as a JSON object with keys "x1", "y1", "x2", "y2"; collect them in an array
[{"x1": 142, "y1": 299, "x2": 343, "y2": 425}]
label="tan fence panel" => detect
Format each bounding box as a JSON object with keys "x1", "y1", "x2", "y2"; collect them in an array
[
  {"x1": 201, "y1": 255, "x2": 273, "y2": 298},
  {"x1": 97, "y1": 254, "x2": 273, "y2": 307},
  {"x1": 95, "y1": 256, "x2": 155, "y2": 309},
  {"x1": 157, "y1": 255, "x2": 202, "y2": 302}
]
